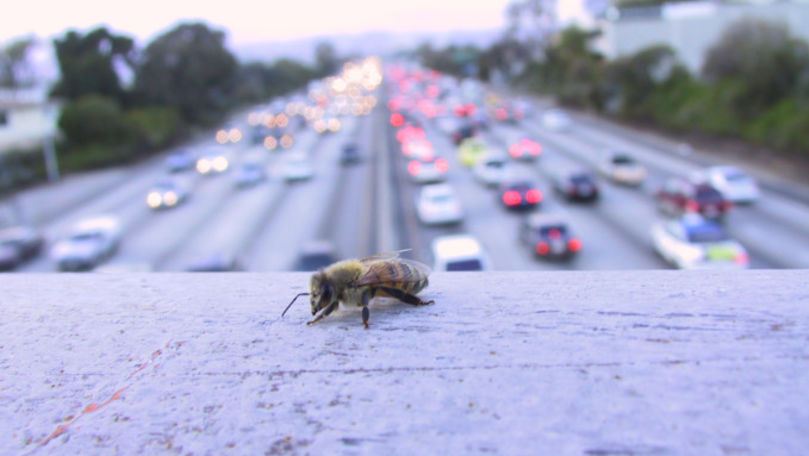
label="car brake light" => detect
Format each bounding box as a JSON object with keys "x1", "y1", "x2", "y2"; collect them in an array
[
  {"x1": 536, "y1": 241, "x2": 550, "y2": 255},
  {"x1": 525, "y1": 189, "x2": 543, "y2": 204},
  {"x1": 390, "y1": 113, "x2": 404, "y2": 127},
  {"x1": 496, "y1": 108, "x2": 508, "y2": 121},
  {"x1": 408, "y1": 160, "x2": 422, "y2": 175},
  {"x1": 685, "y1": 199, "x2": 700, "y2": 212},
  {"x1": 723, "y1": 201, "x2": 734, "y2": 210},
  {"x1": 503, "y1": 190, "x2": 522, "y2": 206},
  {"x1": 734, "y1": 252, "x2": 749, "y2": 265},
  {"x1": 509, "y1": 145, "x2": 521, "y2": 158},
  {"x1": 435, "y1": 158, "x2": 449, "y2": 173},
  {"x1": 568, "y1": 238, "x2": 582, "y2": 252}
]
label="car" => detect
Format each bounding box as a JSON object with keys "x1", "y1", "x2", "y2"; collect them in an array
[
  {"x1": 473, "y1": 155, "x2": 511, "y2": 187},
  {"x1": 651, "y1": 214, "x2": 749, "y2": 269},
  {"x1": 164, "y1": 150, "x2": 195, "y2": 173},
  {"x1": 457, "y1": 137, "x2": 489, "y2": 168},
  {"x1": 518, "y1": 213, "x2": 582, "y2": 259},
  {"x1": 185, "y1": 253, "x2": 243, "y2": 272},
  {"x1": 146, "y1": 178, "x2": 190, "y2": 209},
  {"x1": 51, "y1": 216, "x2": 121, "y2": 271},
  {"x1": 0, "y1": 226, "x2": 44, "y2": 270},
  {"x1": 656, "y1": 177, "x2": 732, "y2": 219},
  {"x1": 234, "y1": 161, "x2": 267, "y2": 187},
  {"x1": 541, "y1": 109, "x2": 571, "y2": 131},
  {"x1": 598, "y1": 152, "x2": 647, "y2": 186},
  {"x1": 279, "y1": 153, "x2": 314, "y2": 182},
  {"x1": 340, "y1": 142, "x2": 362, "y2": 165},
  {"x1": 401, "y1": 138, "x2": 434, "y2": 160},
  {"x1": 196, "y1": 153, "x2": 229, "y2": 175},
  {"x1": 407, "y1": 156, "x2": 449, "y2": 184},
  {"x1": 416, "y1": 184, "x2": 463, "y2": 225},
  {"x1": 450, "y1": 122, "x2": 476, "y2": 145},
  {"x1": 691, "y1": 166, "x2": 760, "y2": 204},
  {"x1": 293, "y1": 240, "x2": 338, "y2": 271},
  {"x1": 499, "y1": 180, "x2": 543, "y2": 210},
  {"x1": 552, "y1": 170, "x2": 600, "y2": 202},
  {"x1": 431, "y1": 235, "x2": 491, "y2": 271},
  {"x1": 508, "y1": 138, "x2": 542, "y2": 160}
]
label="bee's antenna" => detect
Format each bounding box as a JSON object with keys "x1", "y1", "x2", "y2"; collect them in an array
[{"x1": 282, "y1": 293, "x2": 309, "y2": 317}]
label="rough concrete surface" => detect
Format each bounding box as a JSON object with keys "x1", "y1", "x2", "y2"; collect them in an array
[{"x1": 1, "y1": 271, "x2": 808, "y2": 455}]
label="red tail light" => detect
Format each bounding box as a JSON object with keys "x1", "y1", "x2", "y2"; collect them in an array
[
  {"x1": 390, "y1": 113, "x2": 404, "y2": 127},
  {"x1": 408, "y1": 160, "x2": 422, "y2": 175},
  {"x1": 536, "y1": 242, "x2": 550, "y2": 255},
  {"x1": 568, "y1": 238, "x2": 582, "y2": 252},
  {"x1": 509, "y1": 145, "x2": 521, "y2": 158},
  {"x1": 525, "y1": 189, "x2": 543, "y2": 204},
  {"x1": 435, "y1": 158, "x2": 449, "y2": 173},
  {"x1": 496, "y1": 108, "x2": 508, "y2": 121},
  {"x1": 503, "y1": 190, "x2": 522, "y2": 206},
  {"x1": 723, "y1": 201, "x2": 734, "y2": 211},
  {"x1": 685, "y1": 199, "x2": 699, "y2": 212},
  {"x1": 734, "y1": 252, "x2": 749, "y2": 265}
]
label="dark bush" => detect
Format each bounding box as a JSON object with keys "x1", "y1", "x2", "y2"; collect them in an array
[
  {"x1": 58, "y1": 95, "x2": 133, "y2": 146},
  {"x1": 744, "y1": 100, "x2": 809, "y2": 154},
  {"x1": 125, "y1": 106, "x2": 183, "y2": 151}
]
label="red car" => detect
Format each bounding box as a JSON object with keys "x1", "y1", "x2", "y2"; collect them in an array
[{"x1": 657, "y1": 178, "x2": 732, "y2": 219}]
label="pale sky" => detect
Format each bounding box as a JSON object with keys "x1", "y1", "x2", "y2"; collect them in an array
[{"x1": 1, "y1": 0, "x2": 514, "y2": 45}]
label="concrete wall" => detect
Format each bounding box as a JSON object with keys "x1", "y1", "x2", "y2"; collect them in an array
[
  {"x1": 595, "y1": 1, "x2": 809, "y2": 73},
  {"x1": 2, "y1": 271, "x2": 808, "y2": 454}
]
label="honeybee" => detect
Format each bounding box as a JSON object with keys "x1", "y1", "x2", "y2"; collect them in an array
[{"x1": 282, "y1": 250, "x2": 434, "y2": 328}]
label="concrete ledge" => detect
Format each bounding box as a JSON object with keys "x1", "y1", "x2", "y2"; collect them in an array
[{"x1": 2, "y1": 271, "x2": 808, "y2": 454}]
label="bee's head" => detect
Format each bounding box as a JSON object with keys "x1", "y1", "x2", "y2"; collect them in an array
[{"x1": 309, "y1": 271, "x2": 336, "y2": 316}]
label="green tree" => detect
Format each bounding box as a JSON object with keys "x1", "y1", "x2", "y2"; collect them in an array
[
  {"x1": 134, "y1": 22, "x2": 238, "y2": 125},
  {"x1": 314, "y1": 42, "x2": 340, "y2": 77},
  {"x1": 702, "y1": 18, "x2": 809, "y2": 116},
  {"x1": 0, "y1": 36, "x2": 37, "y2": 90},
  {"x1": 50, "y1": 27, "x2": 135, "y2": 104}
]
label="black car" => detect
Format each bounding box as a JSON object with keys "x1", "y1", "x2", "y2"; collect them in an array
[
  {"x1": 553, "y1": 170, "x2": 599, "y2": 201},
  {"x1": 499, "y1": 180, "x2": 543, "y2": 210},
  {"x1": 0, "y1": 226, "x2": 44, "y2": 270},
  {"x1": 340, "y1": 142, "x2": 362, "y2": 165},
  {"x1": 451, "y1": 123, "x2": 477, "y2": 146},
  {"x1": 656, "y1": 178, "x2": 732, "y2": 219},
  {"x1": 518, "y1": 214, "x2": 582, "y2": 259}
]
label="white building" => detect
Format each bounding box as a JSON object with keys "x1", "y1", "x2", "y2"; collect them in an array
[
  {"x1": 0, "y1": 89, "x2": 60, "y2": 153},
  {"x1": 593, "y1": 1, "x2": 809, "y2": 73}
]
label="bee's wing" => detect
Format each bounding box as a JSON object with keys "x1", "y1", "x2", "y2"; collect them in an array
[
  {"x1": 355, "y1": 258, "x2": 432, "y2": 288},
  {"x1": 357, "y1": 249, "x2": 412, "y2": 264}
]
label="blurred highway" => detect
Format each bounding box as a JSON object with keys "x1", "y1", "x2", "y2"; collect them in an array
[{"x1": 4, "y1": 64, "x2": 809, "y2": 273}]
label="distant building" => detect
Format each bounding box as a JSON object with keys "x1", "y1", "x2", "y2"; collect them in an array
[
  {"x1": 593, "y1": 1, "x2": 809, "y2": 73},
  {"x1": 0, "y1": 89, "x2": 60, "y2": 153}
]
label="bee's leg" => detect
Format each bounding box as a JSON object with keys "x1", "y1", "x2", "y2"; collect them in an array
[
  {"x1": 306, "y1": 301, "x2": 338, "y2": 326},
  {"x1": 377, "y1": 286, "x2": 434, "y2": 306},
  {"x1": 361, "y1": 289, "x2": 374, "y2": 329}
]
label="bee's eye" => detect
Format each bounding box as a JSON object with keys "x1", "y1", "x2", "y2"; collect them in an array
[{"x1": 322, "y1": 284, "x2": 334, "y2": 302}]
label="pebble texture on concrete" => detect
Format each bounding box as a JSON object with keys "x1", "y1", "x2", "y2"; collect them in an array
[{"x1": 1, "y1": 271, "x2": 808, "y2": 455}]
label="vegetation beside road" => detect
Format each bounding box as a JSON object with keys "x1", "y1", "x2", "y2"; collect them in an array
[
  {"x1": 416, "y1": 16, "x2": 809, "y2": 160},
  {"x1": 1, "y1": 24, "x2": 341, "y2": 194}
]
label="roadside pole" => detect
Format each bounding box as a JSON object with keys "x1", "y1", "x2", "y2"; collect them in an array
[{"x1": 43, "y1": 135, "x2": 59, "y2": 181}]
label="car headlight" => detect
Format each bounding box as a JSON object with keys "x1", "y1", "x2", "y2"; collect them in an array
[
  {"x1": 147, "y1": 192, "x2": 163, "y2": 208},
  {"x1": 197, "y1": 159, "x2": 212, "y2": 174},
  {"x1": 163, "y1": 191, "x2": 179, "y2": 206},
  {"x1": 213, "y1": 156, "x2": 229, "y2": 172}
]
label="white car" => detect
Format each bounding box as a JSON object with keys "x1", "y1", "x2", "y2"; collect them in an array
[
  {"x1": 279, "y1": 153, "x2": 314, "y2": 182},
  {"x1": 196, "y1": 154, "x2": 229, "y2": 175},
  {"x1": 473, "y1": 155, "x2": 511, "y2": 187},
  {"x1": 146, "y1": 178, "x2": 190, "y2": 209},
  {"x1": 692, "y1": 166, "x2": 759, "y2": 204},
  {"x1": 51, "y1": 216, "x2": 122, "y2": 271},
  {"x1": 234, "y1": 161, "x2": 267, "y2": 187},
  {"x1": 599, "y1": 152, "x2": 647, "y2": 186},
  {"x1": 651, "y1": 214, "x2": 749, "y2": 270},
  {"x1": 416, "y1": 184, "x2": 463, "y2": 225},
  {"x1": 541, "y1": 109, "x2": 571, "y2": 132},
  {"x1": 431, "y1": 235, "x2": 491, "y2": 271},
  {"x1": 408, "y1": 157, "x2": 449, "y2": 184}
]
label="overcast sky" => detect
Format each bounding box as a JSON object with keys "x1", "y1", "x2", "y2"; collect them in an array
[{"x1": 1, "y1": 0, "x2": 514, "y2": 45}]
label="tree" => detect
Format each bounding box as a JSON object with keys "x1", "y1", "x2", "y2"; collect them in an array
[
  {"x1": 134, "y1": 22, "x2": 238, "y2": 125},
  {"x1": 50, "y1": 27, "x2": 135, "y2": 104},
  {"x1": 314, "y1": 42, "x2": 340, "y2": 77},
  {"x1": 0, "y1": 36, "x2": 37, "y2": 90},
  {"x1": 702, "y1": 18, "x2": 809, "y2": 116}
]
